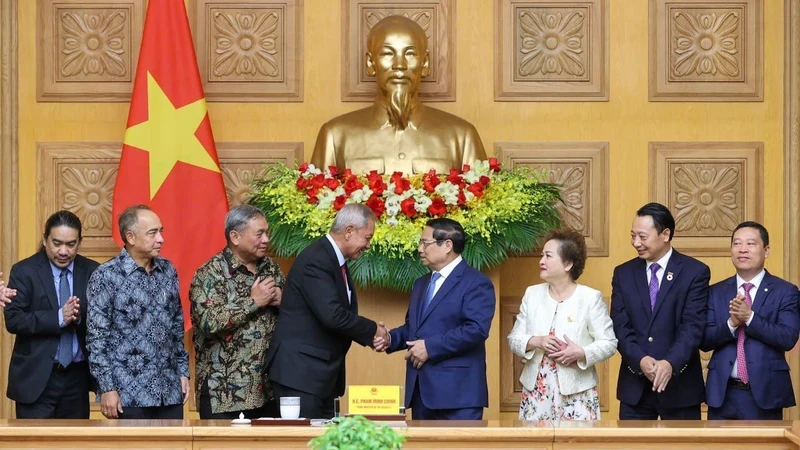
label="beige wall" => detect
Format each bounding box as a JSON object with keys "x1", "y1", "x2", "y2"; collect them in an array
[{"x1": 4, "y1": 0, "x2": 791, "y2": 419}]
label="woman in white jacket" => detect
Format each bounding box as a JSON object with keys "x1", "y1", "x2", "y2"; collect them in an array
[{"x1": 508, "y1": 229, "x2": 617, "y2": 420}]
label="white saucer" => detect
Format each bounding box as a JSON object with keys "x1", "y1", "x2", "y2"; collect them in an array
[{"x1": 231, "y1": 418, "x2": 251, "y2": 425}]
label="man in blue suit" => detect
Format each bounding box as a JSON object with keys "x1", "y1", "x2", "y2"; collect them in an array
[
  {"x1": 378, "y1": 218, "x2": 496, "y2": 420},
  {"x1": 701, "y1": 221, "x2": 799, "y2": 420},
  {"x1": 611, "y1": 203, "x2": 710, "y2": 420}
]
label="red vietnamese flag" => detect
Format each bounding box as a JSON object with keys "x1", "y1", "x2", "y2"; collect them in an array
[{"x1": 112, "y1": 0, "x2": 229, "y2": 329}]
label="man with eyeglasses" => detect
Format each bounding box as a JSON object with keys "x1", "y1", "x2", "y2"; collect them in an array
[{"x1": 374, "y1": 218, "x2": 496, "y2": 419}]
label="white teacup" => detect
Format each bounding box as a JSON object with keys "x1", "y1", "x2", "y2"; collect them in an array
[{"x1": 279, "y1": 396, "x2": 301, "y2": 419}]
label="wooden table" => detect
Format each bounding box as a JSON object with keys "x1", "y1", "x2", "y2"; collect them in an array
[{"x1": 0, "y1": 419, "x2": 794, "y2": 449}]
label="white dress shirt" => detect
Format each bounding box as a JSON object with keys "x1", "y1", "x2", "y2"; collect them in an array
[
  {"x1": 645, "y1": 247, "x2": 673, "y2": 289},
  {"x1": 728, "y1": 269, "x2": 765, "y2": 378},
  {"x1": 428, "y1": 255, "x2": 462, "y2": 298}
]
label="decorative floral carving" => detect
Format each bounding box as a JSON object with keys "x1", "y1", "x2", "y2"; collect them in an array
[
  {"x1": 672, "y1": 11, "x2": 740, "y2": 77},
  {"x1": 61, "y1": 166, "x2": 117, "y2": 232},
  {"x1": 213, "y1": 11, "x2": 279, "y2": 77},
  {"x1": 673, "y1": 165, "x2": 740, "y2": 233},
  {"x1": 60, "y1": 10, "x2": 127, "y2": 77},
  {"x1": 518, "y1": 10, "x2": 585, "y2": 77},
  {"x1": 544, "y1": 165, "x2": 586, "y2": 232},
  {"x1": 222, "y1": 166, "x2": 263, "y2": 207}
]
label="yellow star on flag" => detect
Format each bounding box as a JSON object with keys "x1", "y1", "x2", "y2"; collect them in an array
[{"x1": 123, "y1": 71, "x2": 220, "y2": 199}]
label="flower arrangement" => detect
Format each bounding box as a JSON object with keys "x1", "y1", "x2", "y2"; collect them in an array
[
  {"x1": 250, "y1": 159, "x2": 562, "y2": 291},
  {"x1": 308, "y1": 415, "x2": 405, "y2": 450}
]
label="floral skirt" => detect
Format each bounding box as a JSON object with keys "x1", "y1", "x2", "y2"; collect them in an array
[{"x1": 519, "y1": 355, "x2": 600, "y2": 421}]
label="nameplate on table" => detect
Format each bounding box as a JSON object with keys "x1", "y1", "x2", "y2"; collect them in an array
[{"x1": 348, "y1": 385, "x2": 401, "y2": 415}]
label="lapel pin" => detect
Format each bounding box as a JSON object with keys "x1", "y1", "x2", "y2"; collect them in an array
[
  {"x1": 764, "y1": 288, "x2": 769, "y2": 292},
  {"x1": 666, "y1": 272, "x2": 674, "y2": 281}
]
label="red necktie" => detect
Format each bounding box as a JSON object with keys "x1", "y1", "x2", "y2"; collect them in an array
[{"x1": 735, "y1": 282, "x2": 754, "y2": 383}]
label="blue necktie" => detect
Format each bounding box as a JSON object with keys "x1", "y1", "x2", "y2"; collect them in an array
[
  {"x1": 421, "y1": 272, "x2": 441, "y2": 316},
  {"x1": 57, "y1": 269, "x2": 73, "y2": 367}
]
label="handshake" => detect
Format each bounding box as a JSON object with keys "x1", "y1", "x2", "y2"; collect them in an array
[{"x1": 372, "y1": 321, "x2": 390, "y2": 352}]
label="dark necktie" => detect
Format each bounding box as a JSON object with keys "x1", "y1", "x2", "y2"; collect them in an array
[
  {"x1": 57, "y1": 269, "x2": 73, "y2": 367},
  {"x1": 648, "y1": 263, "x2": 661, "y2": 311}
]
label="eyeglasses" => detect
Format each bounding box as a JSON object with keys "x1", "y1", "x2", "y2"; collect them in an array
[{"x1": 418, "y1": 239, "x2": 446, "y2": 248}]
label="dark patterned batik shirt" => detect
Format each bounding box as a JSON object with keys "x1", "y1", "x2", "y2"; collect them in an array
[
  {"x1": 190, "y1": 247, "x2": 285, "y2": 414},
  {"x1": 86, "y1": 248, "x2": 190, "y2": 407}
]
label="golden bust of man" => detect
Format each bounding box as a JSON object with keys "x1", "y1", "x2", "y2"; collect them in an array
[{"x1": 310, "y1": 16, "x2": 487, "y2": 175}]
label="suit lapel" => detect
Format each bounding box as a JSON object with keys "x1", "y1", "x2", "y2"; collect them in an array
[
  {"x1": 35, "y1": 253, "x2": 59, "y2": 310},
  {"x1": 345, "y1": 264, "x2": 358, "y2": 311},
  {"x1": 753, "y1": 271, "x2": 776, "y2": 314},
  {"x1": 633, "y1": 259, "x2": 652, "y2": 320},
  {"x1": 321, "y1": 238, "x2": 350, "y2": 308},
  {"x1": 418, "y1": 261, "x2": 464, "y2": 328},
  {"x1": 651, "y1": 250, "x2": 683, "y2": 323}
]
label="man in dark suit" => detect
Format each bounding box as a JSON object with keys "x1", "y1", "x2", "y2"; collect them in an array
[
  {"x1": 610, "y1": 202, "x2": 710, "y2": 420},
  {"x1": 701, "y1": 221, "x2": 799, "y2": 419},
  {"x1": 3, "y1": 210, "x2": 99, "y2": 418},
  {"x1": 377, "y1": 218, "x2": 495, "y2": 420},
  {"x1": 266, "y1": 204, "x2": 389, "y2": 419}
]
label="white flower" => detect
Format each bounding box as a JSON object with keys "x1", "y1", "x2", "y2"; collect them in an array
[
  {"x1": 415, "y1": 196, "x2": 432, "y2": 212},
  {"x1": 464, "y1": 191, "x2": 475, "y2": 203},
  {"x1": 385, "y1": 217, "x2": 399, "y2": 226},
  {"x1": 350, "y1": 186, "x2": 374, "y2": 203},
  {"x1": 301, "y1": 164, "x2": 322, "y2": 177}
]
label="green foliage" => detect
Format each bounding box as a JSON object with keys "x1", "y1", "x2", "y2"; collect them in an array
[{"x1": 308, "y1": 416, "x2": 405, "y2": 450}]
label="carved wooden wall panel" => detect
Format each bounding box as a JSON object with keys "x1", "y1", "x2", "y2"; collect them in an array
[
  {"x1": 217, "y1": 142, "x2": 303, "y2": 206},
  {"x1": 192, "y1": 0, "x2": 303, "y2": 102},
  {"x1": 500, "y1": 296, "x2": 609, "y2": 413},
  {"x1": 37, "y1": 0, "x2": 145, "y2": 102},
  {"x1": 37, "y1": 142, "x2": 303, "y2": 262},
  {"x1": 649, "y1": 142, "x2": 763, "y2": 255},
  {"x1": 495, "y1": 142, "x2": 609, "y2": 256},
  {"x1": 495, "y1": 0, "x2": 608, "y2": 101},
  {"x1": 342, "y1": 0, "x2": 455, "y2": 102},
  {"x1": 38, "y1": 143, "x2": 122, "y2": 259},
  {"x1": 649, "y1": 0, "x2": 763, "y2": 101}
]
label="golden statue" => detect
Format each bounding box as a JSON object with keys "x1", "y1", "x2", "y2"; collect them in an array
[{"x1": 311, "y1": 16, "x2": 487, "y2": 175}]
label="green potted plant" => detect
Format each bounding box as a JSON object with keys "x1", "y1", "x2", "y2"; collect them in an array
[{"x1": 309, "y1": 416, "x2": 405, "y2": 450}]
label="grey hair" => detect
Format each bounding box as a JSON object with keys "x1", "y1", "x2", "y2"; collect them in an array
[
  {"x1": 331, "y1": 204, "x2": 376, "y2": 233},
  {"x1": 118, "y1": 204, "x2": 152, "y2": 247},
  {"x1": 225, "y1": 205, "x2": 266, "y2": 243}
]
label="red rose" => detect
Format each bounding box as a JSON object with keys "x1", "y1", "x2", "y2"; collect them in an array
[
  {"x1": 367, "y1": 170, "x2": 387, "y2": 196},
  {"x1": 343, "y1": 176, "x2": 364, "y2": 195},
  {"x1": 479, "y1": 175, "x2": 491, "y2": 186},
  {"x1": 342, "y1": 169, "x2": 353, "y2": 178},
  {"x1": 306, "y1": 187, "x2": 319, "y2": 204},
  {"x1": 462, "y1": 164, "x2": 470, "y2": 173},
  {"x1": 310, "y1": 174, "x2": 326, "y2": 189},
  {"x1": 400, "y1": 198, "x2": 417, "y2": 218},
  {"x1": 365, "y1": 195, "x2": 386, "y2": 217},
  {"x1": 423, "y1": 169, "x2": 441, "y2": 193},
  {"x1": 299, "y1": 162, "x2": 309, "y2": 172},
  {"x1": 390, "y1": 171, "x2": 411, "y2": 195},
  {"x1": 457, "y1": 191, "x2": 466, "y2": 205},
  {"x1": 488, "y1": 157, "x2": 501, "y2": 172},
  {"x1": 324, "y1": 177, "x2": 340, "y2": 190},
  {"x1": 467, "y1": 182, "x2": 485, "y2": 198},
  {"x1": 333, "y1": 195, "x2": 347, "y2": 211},
  {"x1": 296, "y1": 177, "x2": 309, "y2": 190},
  {"x1": 328, "y1": 165, "x2": 339, "y2": 177},
  {"x1": 447, "y1": 169, "x2": 464, "y2": 187},
  {"x1": 428, "y1": 198, "x2": 447, "y2": 216}
]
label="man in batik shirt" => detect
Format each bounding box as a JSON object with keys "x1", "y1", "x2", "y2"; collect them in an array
[
  {"x1": 190, "y1": 205, "x2": 285, "y2": 419},
  {"x1": 87, "y1": 205, "x2": 190, "y2": 419}
]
